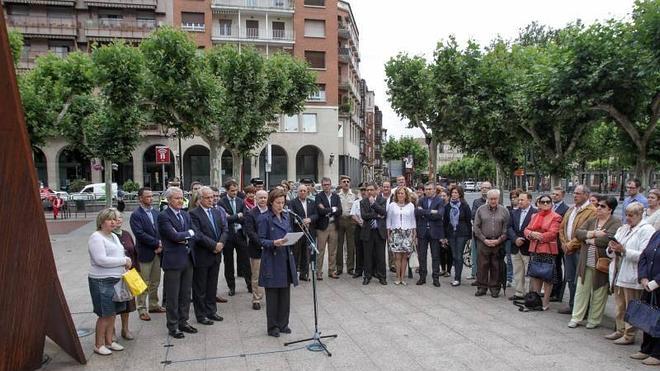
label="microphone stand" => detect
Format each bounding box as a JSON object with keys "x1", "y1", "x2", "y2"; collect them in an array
[{"x1": 284, "y1": 210, "x2": 337, "y2": 356}]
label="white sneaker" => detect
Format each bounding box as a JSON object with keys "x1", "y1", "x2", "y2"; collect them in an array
[
  {"x1": 94, "y1": 346, "x2": 112, "y2": 356},
  {"x1": 451, "y1": 281, "x2": 460, "y2": 287},
  {"x1": 108, "y1": 342, "x2": 124, "y2": 351},
  {"x1": 567, "y1": 320, "x2": 579, "y2": 328}
]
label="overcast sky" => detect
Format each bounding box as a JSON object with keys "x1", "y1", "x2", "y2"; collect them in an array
[{"x1": 348, "y1": 0, "x2": 636, "y2": 139}]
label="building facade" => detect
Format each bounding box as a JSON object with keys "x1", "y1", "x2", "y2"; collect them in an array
[{"x1": 5, "y1": 0, "x2": 375, "y2": 191}]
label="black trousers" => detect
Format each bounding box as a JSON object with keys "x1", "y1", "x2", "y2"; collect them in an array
[
  {"x1": 223, "y1": 236, "x2": 251, "y2": 291},
  {"x1": 265, "y1": 287, "x2": 290, "y2": 332},
  {"x1": 354, "y1": 225, "x2": 364, "y2": 275},
  {"x1": 641, "y1": 291, "x2": 660, "y2": 358},
  {"x1": 163, "y1": 257, "x2": 193, "y2": 332},
  {"x1": 192, "y1": 259, "x2": 220, "y2": 321},
  {"x1": 440, "y1": 242, "x2": 453, "y2": 273},
  {"x1": 292, "y1": 237, "x2": 310, "y2": 277},
  {"x1": 418, "y1": 232, "x2": 441, "y2": 279},
  {"x1": 551, "y1": 248, "x2": 564, "y2": 300},
  {"x1": 363, "y1": 229, "x2": 385, "y2": 280}
]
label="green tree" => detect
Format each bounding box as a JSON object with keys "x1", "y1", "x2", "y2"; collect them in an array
[
  {"x1": 202, "y1": 46, "x2": 317, "y2": 185},
  {"x1": 385, "y1": 54, "x2": 440, "y2": 178},
  {"x1": 8, "y1": 29, "x2": 22, "y2": 66},
  {"x1": 438, "y1": 156, "x2": 495, "y2": 181},
  {"x1": 382, "y1": 136, "x2": 428, "y2": 177}
]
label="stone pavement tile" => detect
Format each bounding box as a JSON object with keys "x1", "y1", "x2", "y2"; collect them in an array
[{"x1": 286, "y1": 358, "x2": 336, "y2": 371}]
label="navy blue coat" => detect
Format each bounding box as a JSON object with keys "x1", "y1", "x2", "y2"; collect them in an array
[
  {"x1": 245, "y1": 207, "x2": 267, "y2": 259},
  {"x1": 189, "y1": 206, "x2": 228, "y2": 267},
  {"x1": 507, "y1": 207, "x2": 537, "y2": 255},
  {"x1": 130, "y1": 206, "x2": 160, "y2": 263},
  {"x1": 258, "y1": 210, "x2": 299, "y2": 288},
  {"x1": 639, "y1": 231, "x2": 660, "y2": 284},
  {"x1": 315, "y1": 192, "x2": 342, "y2": 231},
  {"x1": 158, "y1": 207, "x2": 196, "y2": 271},
  {"x1": 415, "y1": 196, "x2": 445, "y2": 240}
]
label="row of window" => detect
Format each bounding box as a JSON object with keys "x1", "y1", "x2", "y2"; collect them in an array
[{"x1": 283, "y1": 113, "x2": 317, "y2": 132}]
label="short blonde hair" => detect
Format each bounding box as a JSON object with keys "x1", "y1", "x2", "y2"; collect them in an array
[
  {"x1": 96, "y1": 208, "x2": 118, "y2": 230},
  {"x1": 625, "y1": 201, "x2": 644, "y2": 216}
]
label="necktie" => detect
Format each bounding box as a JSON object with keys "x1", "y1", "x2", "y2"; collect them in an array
[
  {"x1": 207, "y1": 209, "x2": 218, "y2": 239},
  {"x1": 176, "y1": 212, "x2": 184, "y2": 229},
  {"x1": 230, "y1": 198, "x2": 237, "y2": 214},
  {"x1": 427, "y1": 199, "x2": 431, "y2": 209},
  {"x1": 146, "y1": 208, "x2": 154, "y2": 226}
]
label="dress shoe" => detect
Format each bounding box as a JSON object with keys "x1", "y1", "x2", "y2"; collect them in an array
[
  {"x1": 247, "y1": 285, "x2": 253, "y2": 294},
  {"x1": 121, "y1": 330, "x2": 134, "y2": 340},
  {"x1": 336, "y1": 271, "x2": 343, "y2": 275},
  {"x1": 317, "y1": 276, "x2": 323, "y2": 281},
  {"x1": 280, "y1": 327, "x2": 292, "y2": 334},
  {"x1": 490, "y1": 291, "x2": 500, "y2": 298},
  {"x1": 379, "y1": 278, "x2": 387, "y2": 285},
  {"x1": 268, "y1": 328, "x2": 280, "y2": 337},
  {"x1": 394, "y1": 280, "x2": 401, "y2": 285},
  {"x1": 557, "y1": 306, "x2": 572, "y2": 314},
  {"x1": 352, "y1": 272, "x2": 362, "y2": 278},
  {"x1": 139, "y1": 312, "x2": 151, "y2": 321},
  {"x1": 416, "y1": 279, "x2": 426, "y2": 286},
  {"x1": 613, "y1": 337, "x2": 634, "y2": 345},
  {"x1": 475, "y1": 290, "x2": 487, "y2": 297},
  {"x1": 443, "y1": 272, "x2": 451, "y2": 277},
  {"x1": 470, "y1": 281, "x2": 479, "y2": 286},
  {"x1": 252, "y1": 302, "x2": 261, "y2": 310},
  {"x1": 94, "y1": 345, "x2": 112, "y2": 356},
  {"x1": 329, "y1": 273, "x2": 339, "y2": 279},
  {"x1": 148, "y1": 306, "x2": 166, "y2": 313},
  {"x1": 228, "y1": 288, "x2": 236, "y2": 296},
  {"x1": 216, "y1": 296, "x2": 228, "y2": 303},
  {"x1": 179, "y1": 324, "x2": 198, "y2": 334},
  {"x1": 643, "y1": 357, "x2": 660, "y2": 366},
  {"x1": 433, "y1": 279, "x2": 441, "y2": 287},
  {"x1": 299, "y1": 275, "x2": 310, "y2": 281},
  {"x1": 390, "y1": 267, "x2": 396, "y2": 273},
  {"x1": 451, "y1": 281, "x2": 461, "y2": 287},
  {"x1": 198, "y1": 318, "x2": 214, "y2": 326},
  {"x1": 605, "y1": 332, "x2": 623, "y2": 340},
  {"x1": 508, "y1": 295, "x2": 524, "y2": 301},
  {"x1": 209, "y1": 313, "x2": 224, "y2": 321},
  {"x1": 169, "y1": 330, "x2": 185, "y2": 339},
  {"x1": 108, "y1": 342, "x2": 124, "y2": 351},
  {"x1": 567, "y1": 320, "x2": 579, "y2": 328},
  {"x1": 363, "y1": 277, "x2": 370, "y2": 285},
  {"x1": 630, "y1": 352, "x2": 649, "y2": 360},
  {"x1": 585, "y1": 323, "x2": 599, "y2": 329},
  {"x1": 439, "y1": 270, "x2": 446, "y2": 276},
  {"x1": 348, "y1": 270, "x2": 354, "y2": 275}
]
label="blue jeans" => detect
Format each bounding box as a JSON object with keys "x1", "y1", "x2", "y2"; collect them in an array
[
  {"x1": 449, "y1": 236, "x2": 468, "y2": 282},
  {"x1": 504, "y1": 240, "x2": 513, "y2": 282},
  {"x1": 564, "y1": 251, "x2": 580, "y2": 309}
]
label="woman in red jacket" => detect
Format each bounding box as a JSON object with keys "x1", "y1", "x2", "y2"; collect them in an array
[{"x1": 524, "y1": 194, "x2": 562, "y2": 310}]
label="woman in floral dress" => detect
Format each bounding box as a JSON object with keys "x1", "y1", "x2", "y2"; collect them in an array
[{"x1": 387, "y1": 187, "x2": 417, "y2": 285}]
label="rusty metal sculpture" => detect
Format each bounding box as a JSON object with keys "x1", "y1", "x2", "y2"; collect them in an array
[{"x1": 0, "y1": 12, "x2": 86, "y2": 370}]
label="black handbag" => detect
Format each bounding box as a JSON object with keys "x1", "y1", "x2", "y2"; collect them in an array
[
  {"x1": 513, "y1": 292, "x2": 543, "y2": 312},
  {"x1": 527, "y1": 259, "x2": 554, "y2": 282}
]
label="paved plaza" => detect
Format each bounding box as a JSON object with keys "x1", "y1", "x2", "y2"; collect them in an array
[{"x1": 43, "y1": 209, "x2": 640, "y2": 371}]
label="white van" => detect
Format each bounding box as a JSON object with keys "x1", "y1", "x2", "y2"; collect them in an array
[{"x1": 72, "y1": 183, "x2": 118, "y2": 200}]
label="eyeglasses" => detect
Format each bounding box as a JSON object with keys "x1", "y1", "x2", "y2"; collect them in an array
[
  {"x1": 342, "y1": 180, "x2": 350, "y2": 183},
  {"x1": 538, "y1": 200, "x2": 552, "y2": 205},
  {"x1": 597, "y1": 204, "x2": 608, "y2": 209}
]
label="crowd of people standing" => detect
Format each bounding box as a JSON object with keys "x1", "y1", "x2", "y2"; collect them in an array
[{"x1": 86, "y1": 175, "x2": 660, "y2": 366}]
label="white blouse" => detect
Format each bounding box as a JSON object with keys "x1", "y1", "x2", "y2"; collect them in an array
[
  {"x1": 386, "y1": 202, "x2": 416, "y2": 230},
  {"x1": 88, "y1": 231, "x2": 127, "y2": 279}
]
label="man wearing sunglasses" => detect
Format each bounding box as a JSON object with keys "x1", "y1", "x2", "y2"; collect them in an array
[{"x1": 337, "y1": 175, "x2": 358, "y2": 276}]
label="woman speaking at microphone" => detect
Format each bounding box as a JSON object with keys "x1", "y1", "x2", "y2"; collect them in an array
[{"x1": 258, "y1": 188, "x2": 299, "y2": 337}]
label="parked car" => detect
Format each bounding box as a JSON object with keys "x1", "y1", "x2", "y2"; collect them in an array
[
  {"x1": 463, "y1": 181, "x2": 477, "y2": 192},
  {"x1": 71, "y1": 183, "x2": 118, "y2": 200}
]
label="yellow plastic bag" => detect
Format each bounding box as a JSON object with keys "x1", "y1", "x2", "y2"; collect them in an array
[{"x1": 123, "y1": 268, "x2": 147, "y2": 296}]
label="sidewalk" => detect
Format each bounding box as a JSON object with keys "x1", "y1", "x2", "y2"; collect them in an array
[{"x1": 43, "y1": 215, "x2": 640, "y2": 370}]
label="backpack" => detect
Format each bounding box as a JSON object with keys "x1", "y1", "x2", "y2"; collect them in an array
[{"x1": 513, "y1": 292, "x2": 543, "y2": 312}]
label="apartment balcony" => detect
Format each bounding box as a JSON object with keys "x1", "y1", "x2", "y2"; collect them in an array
[
  {"x1": 212, "y1": 0, "x2": 294, "y2": 13},
  {"x1": 181, "y1": 23, "x2": 206, "y2": 33},
  {"x1": 7, "y1": 15, "x2": 77, "y2": 39},
  {"x1": 84, "y1": 19, "x2": 158, "y2": 41},
  {"x1": 338, "y1": 47, "x2": 359, "y2": 72},
  {"x1": 212, "y1": 27, "x2": 294, "y2": 44},
  {"x1": 84, "y1": 0, "x2": 157, "y2": 10},
  {"x1": 338, "y1": 23, "x2": 359, "y2": 51},
  {"x1": 4, "y1": 0, "x2": 75, "y2": 6},
  {"x1": 338, "y1": 77, "x2": 360, "y2": 100}
]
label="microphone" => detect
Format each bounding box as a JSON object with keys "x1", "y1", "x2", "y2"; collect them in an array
[{"x1": 284, "y1": 207, "x2": 304, "y2": 220}]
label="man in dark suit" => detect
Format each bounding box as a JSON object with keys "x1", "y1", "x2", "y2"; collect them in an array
[
  {"x1": 550, "y1": 186, "x2": 570, "y2": 302},
  {"x1": 245, "y1": 190, "x2": 269, "y2": 310},
  {"x1": 190, "y1": 187, "x2": 228, "y2": 325},
  {"x1": 289, "y1": 184, "x2": 318, "y2": 281},
  {"x1": 129, "y1": 187, "x2": 165, "y2": 321},
  {"x1": 219, "y1": 179, "x2": 251, "y2": 296},
  {"x1": 415, "y1": 182, "x2": 445, "y2": 287},
  {"x1": 507, "y1": 191, "x2": 537, "y2": 300},
  {"x1": 315, "y1": 177, "x2": 342, "y2": 280},
  {"x1": 158, "y1": 187, "x2": 197, "y2": 339},
  {"x1": 360, "y1": 182, "x2": 387, "y2": 285}
]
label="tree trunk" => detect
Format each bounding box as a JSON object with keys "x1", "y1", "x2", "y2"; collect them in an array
[
  {"x1": 104, "y1": 159, "x2": 113, "y2": 208},
  {"x1": 428, "y1": 138, "x2": 437, "y2": 183},
  {"x1": 232, "y1": 150, "x2": 243, "y2": 188},
  {"x1": 494, "y1": 160, "x2": 505, "y2": 203},
  {"x1": 209, "y1": 140, "x2": 222, "y2": 188},
  {"x1": 635, "y1": 151, "x2": 652, "y2": 191},
  {"x1": 550, "y1": 173, "x2": 562, "y2": 188}
]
